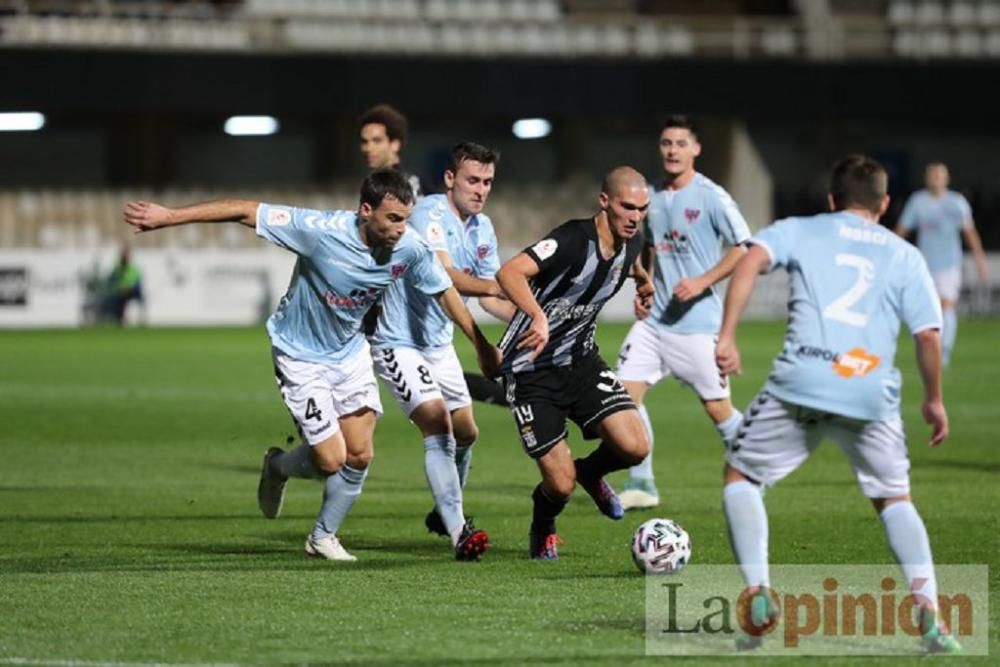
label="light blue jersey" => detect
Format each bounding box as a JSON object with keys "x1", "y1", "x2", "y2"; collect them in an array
[
  {"x1": 898, "y1": 189, "x2": 972, "y2": 272},
  {"x1": 754, "y1": 211, "x2": 942, "y2": 421},
  {"x1": 256, "y1": 203, "x2": 451, "y2": 365},
  {"x1": 646, "y1": 173, "x2": 751, "y2": 333},
  {"x1": 372, "y1": 194, "x2": 501, "y2": 350}
]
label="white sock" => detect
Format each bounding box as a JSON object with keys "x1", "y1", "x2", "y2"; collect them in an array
[
  {"x1": 313, "y1": 464, "x2": 367, "y2": 540},
  {"x1": 715, "y1": 409, "x2": 743, "y2": 448},
  {"x1": 627, "y1": 404, "x2": 655, "y2": 482},
  {"x1": 942, "y1": 307, "x2": 957, "y2": 366},
  {"x1": 723, "y1": 480, "x2": 770, "y2": 588},
  {"x1": 880, "y1": 501, "x2": 939, "y2": 612},
  {"x1": 275, "y1": 443, "x2": 320, "y2": 479},
  {"x1": 424, "y1": 433, "x2": 465, "y2": 543}
]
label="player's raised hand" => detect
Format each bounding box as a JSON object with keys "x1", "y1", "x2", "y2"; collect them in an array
[
  {"x1": 715, "y1": 335, "x2": 741, "y2": 376},
  {"x1": 124, "y1": 201, "x2": 172, "y2": 233},
  {"x1": 922, "y1": 398, "x2": 949, "y2": 446},
  {"x1": 673, "y1": 276, "x2": 707, "y2": 303},
  {"x1": 517, "y1": 313, "x2": 549, "y2": 360}
]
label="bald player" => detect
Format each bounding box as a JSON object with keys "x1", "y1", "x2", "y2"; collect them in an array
[{"x1": 494, "y1": 166, "x2": 656, "y2": 559}]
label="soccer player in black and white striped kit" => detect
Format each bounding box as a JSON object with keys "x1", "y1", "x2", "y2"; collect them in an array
[{"x1": 495, "y1": 166, "x2": 656, "y2": 560}]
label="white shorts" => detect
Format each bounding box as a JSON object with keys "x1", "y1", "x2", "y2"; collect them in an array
[
  {"x1": 372, "y1": 344, "x2": 472, "y2": 417},
  {"x1": 727, "y1": 391, "x2": 910, "y2": 498},
  {"x1": 272, "y1": 344, "x2": 382, "y2": 446},
  {"x1": 616, "y1": 319, "x2": 730, "y2": 401},
  {"x1": 931, "y1": 267, "x2": 961, "y2": 302}
]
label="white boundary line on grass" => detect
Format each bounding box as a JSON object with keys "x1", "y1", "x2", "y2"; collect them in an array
[{"x1": 1, "y1": 659, "x2": 241, "y2": 667}]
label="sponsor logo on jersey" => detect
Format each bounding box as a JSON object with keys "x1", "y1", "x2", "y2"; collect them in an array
[
  {"x1": 477, "y1": 244, "x2": 491, "y2": 260},
  {"x1": 266, "y1": 208, "x2": 291, "y2": 227},
  {"x1": 655, "y1": 229, "x2": 690, "y2": 254},
  {"x1": 832, "y1": 347, "x2": 881, "y2": 378},
  {"x1": 794, "y1": 345, "x2": 881, "y2": 378},
  {"x1": 390, "y1": 263, "x2": 409, "y2": 279},
  {"x1": 322, "y1": 287, "x2": 379, "y2": 309},
  {"x1": 532, "y1": 238, "x2": 558, "y2": 260},
  {"x1": 684, "y1": 208, "x2": 701, "y2": 224}
]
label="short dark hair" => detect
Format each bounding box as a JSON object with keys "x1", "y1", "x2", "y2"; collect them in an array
[
  {"x1": 360, "y1": 169, "x2": 415, "y2": 209},
  {"x1": 661, "y1": 114, "x2": 698, "y2": 139},
  {"x1": 358, "y1": 104, "x2": 409, "y2": 147},
  {"x1": 829, "y1": 155, "x2": 888, "y2": 214},
  {"x1": 447, "y1": 142, "x2": 500, "y2": 174}
]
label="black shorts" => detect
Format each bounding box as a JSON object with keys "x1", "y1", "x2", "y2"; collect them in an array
[{"x1": 502, "y1": 354, "x2": 636, "y2": 459}]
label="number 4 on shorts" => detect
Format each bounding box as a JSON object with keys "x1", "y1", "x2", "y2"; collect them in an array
[{"x1": 305, "y1": 398, "x2": 323, "y2": 421}]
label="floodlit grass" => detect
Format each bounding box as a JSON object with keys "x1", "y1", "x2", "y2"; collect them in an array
[{"x1": 1, "y1": 321, "x2": 997, "y2": 665}]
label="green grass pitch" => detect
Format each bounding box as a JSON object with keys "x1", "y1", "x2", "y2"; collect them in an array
[{"x1": 1, "y1": 321, "x2": 997, "y2": 665}]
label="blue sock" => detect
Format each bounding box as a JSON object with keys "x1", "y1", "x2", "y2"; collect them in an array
[
  {"x1": 716, "y1": 409, "x2": 743, "y2": 448},
  {"x1": 628, "y1": 404, "x2": 655, "y2": 483},
  {"x1": 312, "y1": 464, "x2": 367, "y2": 540},
  {"x1": 880, "y1": 501, "x2": 939, "y2": 612},
  {"x1": 942, "y1": 307, "x2": 957, "y2": 366},
  {"x1": 455, "y1": 443, "x2": 473, "y2": 489},
  {"x1": 723, "y1": 481, "x2": 770, "y2": 588},
  {"x1": 424, "y1": 434, "x2": 465, "y2": 543},
  {"x1": 275, "y1": 443, "x2": 320, "y2": 479}
]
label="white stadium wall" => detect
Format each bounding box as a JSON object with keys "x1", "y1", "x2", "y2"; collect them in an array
[{"x1": 2, "y1": 248, "x2": 998, "y2": 328}]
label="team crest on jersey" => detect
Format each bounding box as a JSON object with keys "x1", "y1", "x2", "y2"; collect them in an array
[
  {"x1": 425, "y1": 222, "x2": 445, "y2": 245},
  {"x1": 532, "y1": 238, "x2": 558, "y2": 260},
  {"x1": 477, "y1": 244, "x2": 490, "y2": 259},
  {"x1": 266, "y1": 208, "x2": 291, "y2": 227},
  {"x1": 684, "y1": 208, "x2": 701, "y2": 224},
  {"x1": 391, "y1": 263, "x2": 409, "y2": 279}
]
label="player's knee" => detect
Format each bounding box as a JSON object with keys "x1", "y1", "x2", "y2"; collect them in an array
[
  {"x1": 314, "y1": 448, "x2": 347, "y2": 476},
  {"x1": 455, "y1": 424, "x2": 479, "y2": 448},
  {"x1": 549, "y1": 477, "x2": 575, "y2": 500},
  {"x1": 346, "y1": 447, "x2": 374, "y2": 471},
  {"x1": 411, "y1": 401, "x2": 452, "y2": 437}
]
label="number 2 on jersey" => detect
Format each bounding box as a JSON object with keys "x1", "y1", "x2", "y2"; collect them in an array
[{"x1": 822, "y1": 254, "x2": 874, "y2": 327}]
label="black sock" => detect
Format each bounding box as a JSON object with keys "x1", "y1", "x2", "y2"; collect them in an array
[
  {"x1": 575, "y1": 441, "x2": 630, "y2": 484},
  {"x1": 463, "y1": 372, "x2": 509, "y2": 406},
  {"x1": 531, "y1": 483, "x2": 567, "y2": 535}
]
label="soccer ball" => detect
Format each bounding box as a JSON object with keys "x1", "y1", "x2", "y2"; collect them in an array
[{"x1": 631, "y1": 518, "x2": 691, "y2": 575}]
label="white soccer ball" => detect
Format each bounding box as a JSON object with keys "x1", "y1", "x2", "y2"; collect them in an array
[{"x1": 631, "y1": 518, "x2": 691, "y2": 575}]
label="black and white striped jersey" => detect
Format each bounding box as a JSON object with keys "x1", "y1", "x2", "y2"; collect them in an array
[{"x1": 498, "y1": 218, "x2": 643, "y2": 375}]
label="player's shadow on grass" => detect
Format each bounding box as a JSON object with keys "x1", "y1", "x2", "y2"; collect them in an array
[{"x1": 911, "y1": 458, "x2": 1000, "y2": 474}]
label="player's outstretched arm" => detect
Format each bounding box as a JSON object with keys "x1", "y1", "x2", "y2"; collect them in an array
[
  {"x1": 436, "y1": 286, "x2": 501, "y2": 377},
  {"x1": 496, "y1": 253, "x2": 548, "y2": 359},
  {"x1": 716, "y1": 245, "x2": 770, "y2": 376},
  {"x1": 913, "y1": 328, "x2": 949, "y2": 447},
  {"x1": 124, "y1": 199, "x2": 259, "y2": 233}
]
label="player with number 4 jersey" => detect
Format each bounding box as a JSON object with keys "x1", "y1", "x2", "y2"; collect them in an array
[{"x1": 123, "y1": 170, "x2": 498, "y2": 563}]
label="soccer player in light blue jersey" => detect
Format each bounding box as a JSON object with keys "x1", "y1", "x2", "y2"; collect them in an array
[
  {"x1": 123, "y1": 170, "x2": 499, "y2": 562},
  {"x1": 371, "y1": 142, "x2": 515, "y2": 558},
  {"x1": 716, "y1": 155, "x2": 959, "y2": 654},
  {"x1": 895, "y1": 162, "x2": 988, "y2": 366},
  {"x1": 616, "y1": 115, "x2": 751, "y2": 510}
]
